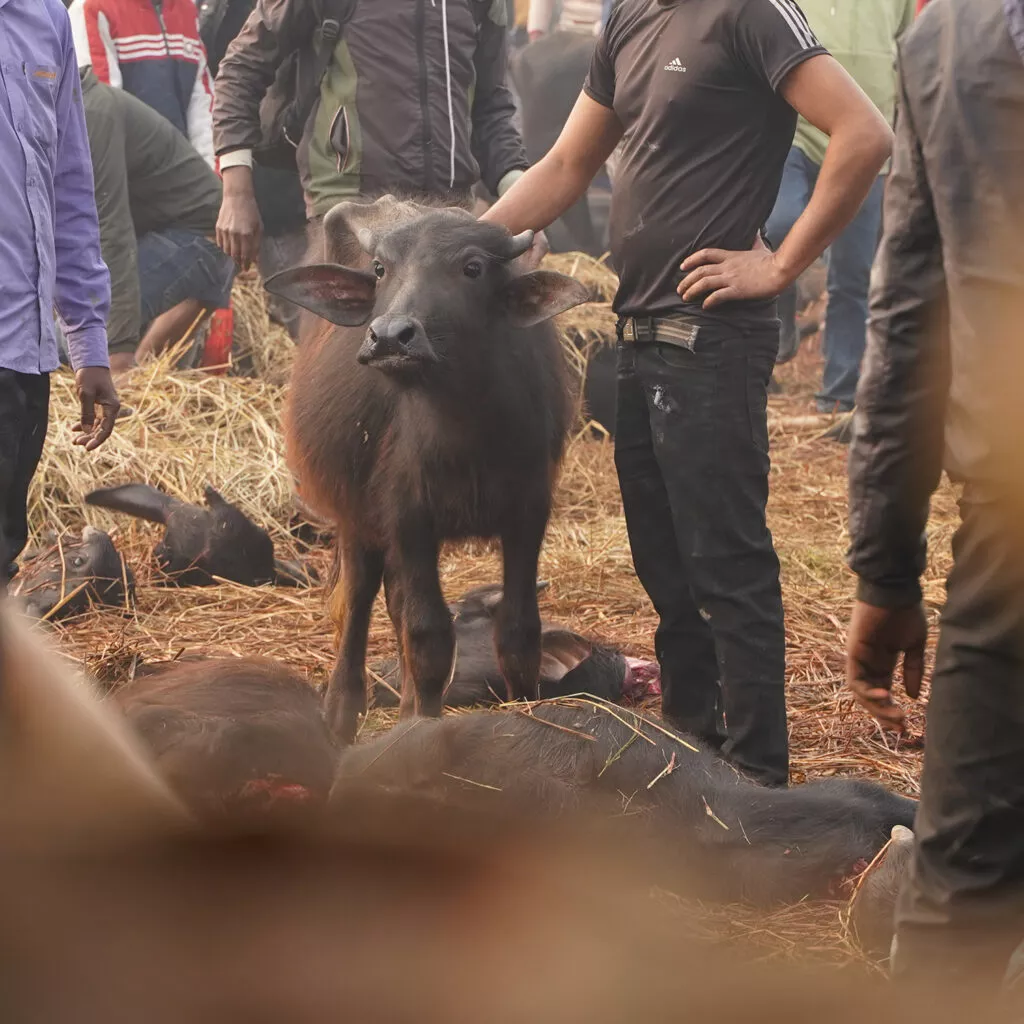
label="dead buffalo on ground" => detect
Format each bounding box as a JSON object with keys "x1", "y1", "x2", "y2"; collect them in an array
[
  {"x1": 113, "y1": 656, "x2": 335, "y2": 824},
  {"x1": 12, "y1": 527, "x2": 133, "y2": 621},
  {"x1": 510, "y1": 31, "x2": 602, "y2": 256},
  {"x1": 370, "y1": 583, "x2": 634, "y2": 708},
  {"x1": 848, "y1": 823, "x2": 916, "y2": 960},
  {"x1": 0, "y1": 602, "x2": 988, "y2": 1020},
  {"x1": 85, "y1": 483, "x2": 315, "y2": 588},
  {"x1": 332, "y1": 701, "x2": 918, "y2": 907},
  {"x1": 266, "y1": 197, "x2": 588, "y2": 742}
]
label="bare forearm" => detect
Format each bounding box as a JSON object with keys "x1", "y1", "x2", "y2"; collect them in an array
[
  {"x1": 775, "y1": 121, "x2": 892, "y2": 285},
  {"x1": 482, "y1": 92, "x2": 623, "y2": 234},
  {"x1": 482, "y1": 153, "x2": 591, "y2": 233}
]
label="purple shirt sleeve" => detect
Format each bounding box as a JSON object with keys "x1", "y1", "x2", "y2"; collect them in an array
[{"x1": 53, "y1": 22, "x2": 110, "y2": 370}]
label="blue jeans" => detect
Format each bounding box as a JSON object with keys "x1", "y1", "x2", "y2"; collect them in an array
[
  {"x1": 137, "y1": 228, "x2": 236, "y2": 329},
  {"x1": 765, "y1": 146, "x2": 884, "y2": 412}
]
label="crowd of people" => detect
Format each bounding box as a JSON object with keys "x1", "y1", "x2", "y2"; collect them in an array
[{"x1": 1, "y1": 0, "x2": 1023, "y2": 997}]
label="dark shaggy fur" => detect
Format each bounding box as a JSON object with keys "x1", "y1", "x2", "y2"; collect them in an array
[
  {"x1": 332, "y1": 702, "x2": 917, "y2": 906},
  {"x1": 274, "y1": 198, "x2": 587, "y2": 742},
  {"x1": 114, "y1": 657, "x2": 336, "y2": 823}
]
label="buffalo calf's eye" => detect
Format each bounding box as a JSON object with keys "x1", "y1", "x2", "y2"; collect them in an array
[
  {"x1": 372, "y1": 260, "x2": 385, "y2": 280},
  {"x1": 463, "y1": 259, "x2": 483, "y2": 279}
]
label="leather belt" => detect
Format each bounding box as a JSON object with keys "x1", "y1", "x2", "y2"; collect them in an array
[{"x1": 617, "y1": 316, "x2": 701, "y2": 352}]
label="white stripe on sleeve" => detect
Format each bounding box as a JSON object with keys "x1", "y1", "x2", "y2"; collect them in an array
[{"x1": 766, "y1": 0, "x2": 817, "y2": 48}]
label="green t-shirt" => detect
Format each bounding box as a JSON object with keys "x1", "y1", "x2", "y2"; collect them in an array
[{"x1": 792, "y1": 0, "x2": 915, "y2": 167}]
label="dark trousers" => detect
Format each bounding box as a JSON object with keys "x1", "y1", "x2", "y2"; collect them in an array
[
  {"x1": 614, "y1": 328, "x2": 789, "y2": 787},
  {"x1": 894, "y1": 495, "x2": 1024, "y2": 991},
  {"x1": 0, "y1": 370, "x2": 50, "y2": 589}
]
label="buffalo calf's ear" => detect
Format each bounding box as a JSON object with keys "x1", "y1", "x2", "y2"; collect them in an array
[
  {"x1": 264, "y1": 263, "x2": 376, "y2": 327},
  {"x1": 504, "y1": 271, "x2": 591, "y2": 328},
  {"x1": 539, "y1": 631, "x2": 593, "y2": 680}
]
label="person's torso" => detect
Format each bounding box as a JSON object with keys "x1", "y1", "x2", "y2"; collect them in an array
[
  {"x1": 0, "y1": 0, "x2": 69, "y2": 374},
  {"x1": 902, "y1": 0, "x2": 1024, "y2": 488},
  {"x1": 81, "y1": 72, "x2": 140, "y2": 349},
  {"x1": 305, "y1": 0, "x2": 497, "y2": 215},
  {"x1": 93, "y1": 0, "x2": 203, "y2": 136},
  {"x1": 603, "y1": 0, "x2": 806, "y2": 321},
  {"x1": 115, "y1": 86, "x2": 222, "y2": 236},
  {"x1": 792, "y1": 0, "x2": 909, "y2": 166}
]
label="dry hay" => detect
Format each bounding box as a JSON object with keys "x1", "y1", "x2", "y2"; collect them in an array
[
  {"x1": 229, "y1": 270, "x2": 296, "y2": 386},
  {"x1": 25, "y1": 260, "x2": 958, "y2": 969}
]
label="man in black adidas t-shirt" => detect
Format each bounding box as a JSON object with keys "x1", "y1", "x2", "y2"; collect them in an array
[{"x1": 483, "y1": 0, "x2": 892, "y2": 787}]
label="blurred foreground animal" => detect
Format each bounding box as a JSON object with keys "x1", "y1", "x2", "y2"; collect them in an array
[
  {"x1": 0, "y1": 604, "x2": 189, "y2": 853},
  {"x1": 370, "y1": 583, "x2": 656, "y2": 708},
  {"x1": 114, "y1": 657, "x2": 336, "y2": 824},
  {"x1": 333, "y1": 701, "x2": 917, "y2": 906},
  {"x1": 11, "y1": 527, "x2": 133, "y2": 620},
  {"x1": 85, "y1": 483, "x2": 315, "y2": 587},
  {"x1": 0, "y1": 600, "x2": 996, "y2": 1019},
  {"x1": 268, "y1": 197, "x2": 587, "y2": 741}
]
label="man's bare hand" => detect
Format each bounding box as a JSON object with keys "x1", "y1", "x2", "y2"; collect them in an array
[
  {"x1": 520, "y1": 229, "x2": 550, "y2": 271},
  {"x1": 846, "y1": 600, "x2": 928, "y2": 732},
  {"x1": 73, "y1": 367, "x2": 120, "y2": 451},
  {"x1": 217, "y1": 166, "x2": 263, "y2": 270},
  {"x1": 678, "y1": 235, "x2": 789, "y2": 309}
]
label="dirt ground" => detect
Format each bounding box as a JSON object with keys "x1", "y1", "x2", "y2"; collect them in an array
[{"x1": 28, "y1": 320, "x2": 957, "y2": 967}]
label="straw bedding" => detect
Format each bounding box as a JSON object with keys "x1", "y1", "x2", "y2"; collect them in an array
[{"x1": 26, "y1": 259, "x2": 957, "y2": 967}]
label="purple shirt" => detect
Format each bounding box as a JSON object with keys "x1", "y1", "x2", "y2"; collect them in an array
[{"x1": 0, "y1": 0, "x2": 109, "y2": 373}]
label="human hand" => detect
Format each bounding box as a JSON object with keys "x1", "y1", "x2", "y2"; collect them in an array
[
  {"x1": 529, "y1": 29, "x2": 544, "y2": 41},
  {"x1": 216, "y1": 166, "x2": 263, "y2": 270},
  {"x1": 845, "y1": 600, "x2": 928, "y2": 732},
  {"x1": 73, "y1": 367, "x2": 121, "y2": 451},
  {"x1": 678, "y1": 234, "x2": 790, "y2": 310},
  {"x1": 519, "y1": 228, "x2": 550, "y2": 271}
]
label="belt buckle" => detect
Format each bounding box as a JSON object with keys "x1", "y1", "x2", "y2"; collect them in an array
[{"x1": 632, "y1": 317, "x2": 655, "y2": 344}]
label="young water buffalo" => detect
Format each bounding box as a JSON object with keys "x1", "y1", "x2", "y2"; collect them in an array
[
  {"x1": 12, "y1": 527, "x2": 134, "y2": 621},
  {"x1": 114, "y1": 657, "x2": 336, "y2": 823},
  {"x1": 267, "y1": 198, "x2": 588, "y2": 742},
  {"x1": 332, "y1": 701, "x2": 918, "y2": 906},
  {"x1": 370, "y1": 583, "x2": 635, "y2": 709},
  {"x1": 85, "y1": 483, "x2": 313, "y2": 587}
]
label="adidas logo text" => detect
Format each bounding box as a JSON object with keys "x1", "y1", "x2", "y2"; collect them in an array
[{"x1": 663, "y1": 57, "x2": 686, "y2": 72}]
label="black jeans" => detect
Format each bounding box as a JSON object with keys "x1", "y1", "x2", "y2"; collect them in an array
[
  {"x1": 614, "y1": 327, "x2": 788, "y2": 787},
  {"x1": 894, "y1": 494, "x2": 1024, "y2": 992},
  {"x1": 0, "y1": 370, "x2": 50, "y2": 589}
]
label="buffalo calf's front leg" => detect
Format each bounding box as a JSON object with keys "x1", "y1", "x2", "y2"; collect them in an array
[
  {"x1": 395, "y1": 521, "x2": 453, "y2": 719},
  {"x1": 326, "y1": 540, "x2": 384, "y2": 744},
  {"x1": 496, "y1": 509, "x2": 547, "y2": 701},
  {"x1": 383, "y1": 564, "x2": 415, "y2": 720}
]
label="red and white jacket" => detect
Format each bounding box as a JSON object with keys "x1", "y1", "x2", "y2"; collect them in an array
[{"x1": 68, "y1": 0, "x2": 215, "y2": 168}]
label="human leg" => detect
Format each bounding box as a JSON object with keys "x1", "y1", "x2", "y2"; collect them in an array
[
  {"x1": 259, "y1": 227, "x2": 309, "y2": 341},
  {"x1": 134, "y1": 230, "x2": 236, "y2": 364},
  {"x1": 633, "y1": 329, "x2": 788, "y2": 786},
  {"x1": 614, "y1": 345, "x2": 725, "y2": 750},
  {"x1": 893, "y1": 496, "x2": 1024, "y2": 994},
  {"x1": 0, "y1": 371, "x2": 50, "y2": 586},
  {"x1": 817, "y1": 174, "x2": 885, "y2": 412},
  {"x1": 764, "y1": 147, "x2": 817, "y2": 365}
]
